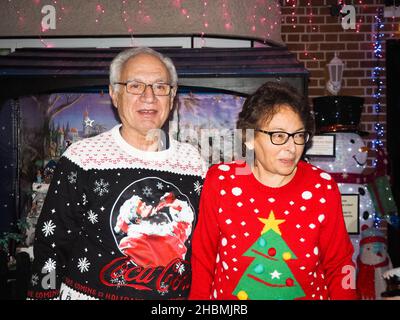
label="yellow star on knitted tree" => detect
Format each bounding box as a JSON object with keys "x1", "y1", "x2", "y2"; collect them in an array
[{"x1": 258, "y1": 210, "x2": 285, "y2": 235}]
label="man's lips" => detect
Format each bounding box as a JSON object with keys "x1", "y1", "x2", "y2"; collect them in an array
[
  {"x1": 137, "y1": 109, "x2": 158, "y2": 118},
  {"x1": 138, "y1": 109, "x2": 157, "y2": 114}
]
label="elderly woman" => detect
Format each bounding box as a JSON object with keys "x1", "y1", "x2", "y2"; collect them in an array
[{"x1": 189, "y1": 82, "x2": 357, "y2": 300}]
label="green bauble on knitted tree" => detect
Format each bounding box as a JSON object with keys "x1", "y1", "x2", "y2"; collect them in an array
[{"x1": 233, "y1": 211, "x2": 305, "y2": 300}]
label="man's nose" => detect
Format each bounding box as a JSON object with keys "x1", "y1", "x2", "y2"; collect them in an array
[{"x1": 140, "y1": 85, "x2": 156, "y2": 102}]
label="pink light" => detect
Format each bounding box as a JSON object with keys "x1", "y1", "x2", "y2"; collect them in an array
[
  {"x1": 224, "y1": 22, "x2": 232, "y2": 30},
  {"x1": 172, "y1": 0, "x2": 181, "y2": 8},
  {"x1": 181, "y1": 8, "x2": 187, "y2": 15}
]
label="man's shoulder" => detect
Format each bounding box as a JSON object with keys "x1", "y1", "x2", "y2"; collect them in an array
[
  {"x1": 68, "y1": 129, "x2": 114, "y2": 151},
  {"x1": 173, "y1": 139, "x2": 201, "y2": 157},
  {"x1": 62, "y1": 128, "x2": 115, "y2": 165},
  {"x1": 172, "y1": 139, "x2": 208, "y2": 177}
]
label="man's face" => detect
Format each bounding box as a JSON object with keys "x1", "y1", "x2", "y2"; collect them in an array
[{"x1": 110, "y1": 53, "x2": 175, "y2": 138}]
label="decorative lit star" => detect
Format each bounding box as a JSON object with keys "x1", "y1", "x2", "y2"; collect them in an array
[
  {"x1": 270, "y1": 270, "x2": 282, "y2": 279},
  {"x1": 84, "y1": 118, "x2": 94, "y2": 127},
  {"x1": 258, "y1": 211, "x2": 285, "y2": 235}
]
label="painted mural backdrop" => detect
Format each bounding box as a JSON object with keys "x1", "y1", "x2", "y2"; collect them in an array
[
  {"x1": 18, "y1": 91, "x2": 245, "y2": 221},
  {"x1": 172, "y1": 92, "x2": 245, "y2": 162}
]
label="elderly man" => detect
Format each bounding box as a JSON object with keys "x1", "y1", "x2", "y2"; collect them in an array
[{"x1": 28, "y1": 47, "x2": 207, "y2": 300}]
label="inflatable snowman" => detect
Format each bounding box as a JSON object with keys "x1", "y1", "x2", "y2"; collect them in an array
[{"x1": 308, "y1": 96, "x2": 375, "y2": 260}]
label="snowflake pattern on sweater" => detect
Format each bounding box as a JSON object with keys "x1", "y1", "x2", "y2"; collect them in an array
[
  {"x1": 189, "y1": 161, "x2": 357, "y2": 300},
  {"x1": 27, "y1": 125, "x2": 207, "y2": 300}
]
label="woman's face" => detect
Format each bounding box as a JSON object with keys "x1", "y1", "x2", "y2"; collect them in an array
[{"x1": 252, "y1": 105, "x2": 305, "y2": 180}]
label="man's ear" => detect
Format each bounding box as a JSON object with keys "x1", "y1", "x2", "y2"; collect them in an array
[
  {"x1": 169, "y1": 87, "x2": 177, "y2": 110},
  {"x1": 109, "y1": 84, "x2": 118, "y2": 108}
]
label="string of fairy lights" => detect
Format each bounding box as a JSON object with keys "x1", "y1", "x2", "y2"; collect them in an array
[
  {"x1": 7, "y1": 0, "x2": 280, "y2": 43},
  {"x1": 371, "y1": 7, "x2": 385, "y2": 161}
]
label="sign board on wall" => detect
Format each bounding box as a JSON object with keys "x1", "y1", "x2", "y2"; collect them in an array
[{"x1": 341, "y1": 194, "x2": 360, "y2": 235}]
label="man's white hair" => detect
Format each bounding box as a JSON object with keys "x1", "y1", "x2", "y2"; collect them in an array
[{"x1": 109, "y1": 47, "x2": 178, "y2": 93}]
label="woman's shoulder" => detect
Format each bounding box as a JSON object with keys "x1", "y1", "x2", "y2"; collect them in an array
[
  {"x1": 204, "y1": 161, "x2": 251, "y2": 183},
  {"x1": 298, "y1": 160, "x2": 336, "y2": 185}
]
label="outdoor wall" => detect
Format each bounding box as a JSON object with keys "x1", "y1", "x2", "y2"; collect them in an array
[{"x1": 281, "y1": 0, "x2": 400, "y2": 169}]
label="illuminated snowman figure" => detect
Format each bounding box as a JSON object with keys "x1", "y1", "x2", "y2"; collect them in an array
[{"x1": 308, "y1": 132, "x2": 374, "y2": 260}]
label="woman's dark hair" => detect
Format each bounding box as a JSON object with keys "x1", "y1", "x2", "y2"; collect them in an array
[{"x1": 237, "y1": 81, "x2": 314, "y2": 135}]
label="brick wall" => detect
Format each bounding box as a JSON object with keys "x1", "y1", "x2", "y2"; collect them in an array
[{"x1": 281, "y1": 0, "x2": 400, "y2": 170}]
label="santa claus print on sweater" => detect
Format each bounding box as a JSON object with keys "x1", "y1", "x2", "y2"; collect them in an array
[{"x1": 112, "y1": 181, "x2": 194, "y2": 268}]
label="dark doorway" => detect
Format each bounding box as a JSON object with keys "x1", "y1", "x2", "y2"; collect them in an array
[
  {"x1": 386, "y1": 39, "x2": 400, "y2": 267},
  {"x1": 386, "y1": 39, "x2": 400, "y2": 207}
]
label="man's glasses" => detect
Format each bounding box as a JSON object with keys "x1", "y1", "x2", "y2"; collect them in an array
[
  {"x1": 114, "y1": 80, "x2": 173, "y2": 96},
  {"x1": 255, "y1": 129, "x2": 311, "y2": 145}
]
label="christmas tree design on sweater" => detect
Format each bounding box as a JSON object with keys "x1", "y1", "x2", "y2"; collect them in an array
[{"x1": 233, "y1": 211, "x2": 305, "y2": 300}]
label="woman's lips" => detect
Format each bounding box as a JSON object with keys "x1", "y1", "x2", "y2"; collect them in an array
[{"x1": 279, "y1": 159, "x2": 295, "y2": 166}]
